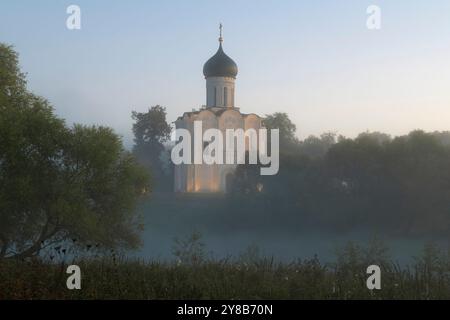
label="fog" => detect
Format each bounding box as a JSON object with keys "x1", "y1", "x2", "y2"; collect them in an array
[{"x1": 133, "y1": 193, "x2": 449, "y2": 265}]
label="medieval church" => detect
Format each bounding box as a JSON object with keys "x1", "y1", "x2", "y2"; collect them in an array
[{"x1": 174, "y1": 26, "x2": 263, "y2": 193}]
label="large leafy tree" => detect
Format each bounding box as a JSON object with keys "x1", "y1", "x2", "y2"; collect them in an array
[{"x1": 0, "y1": 44, "x2": 150, "y2": 259}]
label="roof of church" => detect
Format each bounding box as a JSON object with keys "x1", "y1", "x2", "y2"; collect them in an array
[
  {"x1": 176, "y1": 107, "x2": 259, "y2": 121},
  {"x1": 203, "y1": 43, "x2": 238, "y2": 79}
]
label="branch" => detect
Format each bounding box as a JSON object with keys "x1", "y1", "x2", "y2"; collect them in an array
[{"x1": 6, "y1": 219, "x2": 59, "y2": 260}]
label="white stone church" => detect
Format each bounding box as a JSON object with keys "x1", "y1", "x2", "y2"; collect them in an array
[{"x1": 174, "y1": 28, "x2": 263, "y2": 193}]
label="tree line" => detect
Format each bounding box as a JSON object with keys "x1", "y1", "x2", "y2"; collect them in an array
[{"x1": 231, "y1": 113, "x2": 450, "y2": 236}]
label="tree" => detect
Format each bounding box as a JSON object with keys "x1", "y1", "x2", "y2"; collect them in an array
[
  {"x1": 298, "y1": 132, "x2": 338, "y2": 158},
  {"x1": 0, "y1": 44, "x2": 150, "y2": 259},
  {"x1": 263, "y1": 112, "x2": 298, "y2": 148},
  {"x1": 132, "y1": 106, "x2": 172, "y2": 190},
  {"x1": 132, "y1": 106, "x2": 172, "y2": 147},
  {"x1": 356, "y1": 131, "x2": 391, "y2": 145},
  {"x1": 0, "y1": 43, "x2": 26, "y2": 106}
]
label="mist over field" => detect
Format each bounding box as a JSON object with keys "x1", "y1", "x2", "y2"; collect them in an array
[{"x1": 137, "y1": 194, "x2": 447, "y2": 265}]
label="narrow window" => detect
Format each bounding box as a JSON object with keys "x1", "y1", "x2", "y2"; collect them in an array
[
  {"x1": 224, "y1": 87, "x2": 228, "y2": 106},
  {"x1": 214, "y1": 87, "x2": 217, "y2": 106},
  {"x1": 231, "y1": 88, "x2": 234, "y2": 106}
]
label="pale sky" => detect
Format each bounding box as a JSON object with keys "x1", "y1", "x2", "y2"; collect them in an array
[{"x1": 1, "y1": 0, "x2": 450, "y2": 147}]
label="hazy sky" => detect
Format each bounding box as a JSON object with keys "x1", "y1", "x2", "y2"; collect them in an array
[{"x1": 1, "y1": 0, "x2": 450, "y2": 147}]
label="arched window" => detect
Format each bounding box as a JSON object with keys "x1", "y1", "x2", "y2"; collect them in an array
[{"x1": 224, "y1": 87, "x2": 228, "y2": 106}]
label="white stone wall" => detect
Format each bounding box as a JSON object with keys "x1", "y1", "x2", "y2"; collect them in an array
[
  {"x1": 206, "y1": 77, "x2": 235, "y2": 108},
  {"x1": 174, "y1": 109, "x2": 262, "y2": 193},
  {"x1": 194, "y1": 110, "x2": 219, "y2": 192}
]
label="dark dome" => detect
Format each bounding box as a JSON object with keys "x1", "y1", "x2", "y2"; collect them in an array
[{"x1": 203, "y1": 43, "x2": 238, "y2": 79}]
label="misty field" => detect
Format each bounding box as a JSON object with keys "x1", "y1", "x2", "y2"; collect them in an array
[{"x1": 1, "y1": 241, "x2": 449, "y2": 300}]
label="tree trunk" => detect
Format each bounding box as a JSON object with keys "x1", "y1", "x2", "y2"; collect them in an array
[{"x1": 5, "y1": 221, "x2": 59, "y2": 260}]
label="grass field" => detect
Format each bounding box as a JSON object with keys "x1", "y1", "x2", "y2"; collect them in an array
[{"x1": 0, "y1": 241, "x2": 448, "y2": 299}]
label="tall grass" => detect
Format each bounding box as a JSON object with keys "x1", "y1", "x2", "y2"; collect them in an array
[{"x1": 0, "y1": 239, "x2": 448, "y2": 300}]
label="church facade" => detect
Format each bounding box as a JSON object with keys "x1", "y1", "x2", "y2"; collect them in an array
[{"x1": 174, "y1": 28, "x2": 263, "y2": 193}]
